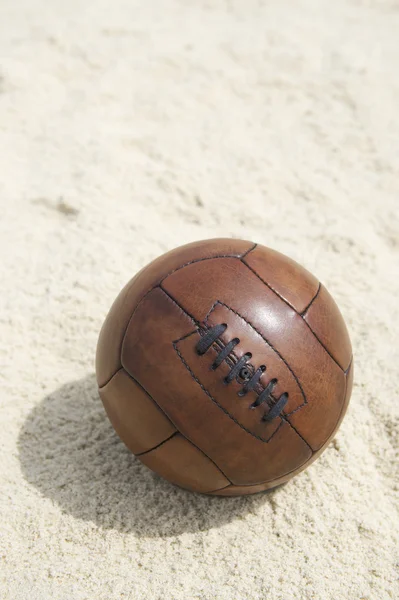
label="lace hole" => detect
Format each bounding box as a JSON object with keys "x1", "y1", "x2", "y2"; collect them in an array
[{"x1": 239, "y1": 366, "x2": 251, "y2": 380}]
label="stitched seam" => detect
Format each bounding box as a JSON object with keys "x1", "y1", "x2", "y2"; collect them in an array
[
  {"x1": 208, "y1": 451, "x2": 312, "y2": 491},
  {"x1": 161, "y1": 286, "x2": 288, "y2": 382},
  {"x1": 303, "y1": 319, "x2": 346, "y2": 371},
  {"x1": 110, "y1": 285, "x2": 195, "y2": 391},
  {"x1": 121, "y1": 367, "x2": 233, "y2": 484},
  {"x1": 170, "y1": 327, "x2": 201, "y2": 344},
  {"x1": 205, "y1": 300, "x2": 308, "y2": 415},
  {"x1": 301, "y1": 356, "x2": 352, "y2": 455},
  {"x1": 206, "y1": 483, "x2": 233, "y2": 493},
  {"x1": 98, "y1": 366, "x2": 124, "y2": 391},
  {"x1": 159, "y1": 245, "x2": 256, "y2": 283},
  {"x1": 173, "y1": 338, "x2": 284, "y2": 444},
  {"x1": 241, "y1": 258, "x2": 298, "y2": 311},
  {"x1": 240, "y1": 242, "x2": 257, "y2": 259},
  {"x1": 173, "y1": 330, "x2": 201, "y2": 345},
  {"x1": 204, "y1": 299, "x2": 220, "y2": 323},
  {"x1": 332, "y1": 356, "x2": 353, "y2": 434},
  {"x1": 158, "y1": 284, "x2": 199, "y2": 324},
  {"x1": 135, "y1": 432, "x2": 179, "y2": 456},
  {"x1": 281, "y1": 416, "x2": 313, "y2": 452},
  {"x1": 345, "y1": 356, "x2": 353, "y2": 375},
  {"x1": 241, "y1": 259, "x2": 345, "y2": 373},
  {"x1": 114, "y1": 286, "x2": 161, "y2": 388},
  {"x1": 300, "y1": 282, "x2": 322, "y2": 316}
]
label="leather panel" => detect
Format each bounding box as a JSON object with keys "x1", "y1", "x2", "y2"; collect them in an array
[
  {"x1": 99, "y1": 368, "x2": 177, "y2": 455},
  {"x1": 303, "y1": 284, "x2": 352, "y2": 371},
  {"x1": 243, "y1": 244, "x2": 319, "y2": 313},
  {"x1": 138, "y1": 433, "x2": 230, "y2": 493}
]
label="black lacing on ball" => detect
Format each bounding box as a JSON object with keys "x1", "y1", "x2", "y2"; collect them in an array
[{"x1": 196, "y1": 323, "x2": 288, "y2": 422}]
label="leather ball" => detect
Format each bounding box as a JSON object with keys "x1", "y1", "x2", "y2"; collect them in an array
[{"x1": 96, "y1": 238, "x2": 353, "y2": 496}]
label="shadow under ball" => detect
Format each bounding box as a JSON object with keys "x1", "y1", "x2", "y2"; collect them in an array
[{"x1": 96, "y1": 239, "x2": 353, "y2": 496}]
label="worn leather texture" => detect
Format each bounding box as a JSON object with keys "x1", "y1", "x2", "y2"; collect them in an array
[{"x1": 96, "y1": 238, "x2": 353, "y2": 495}]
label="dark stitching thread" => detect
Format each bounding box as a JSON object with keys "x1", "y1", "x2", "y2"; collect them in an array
[
  {"x1": 281, "y1": 416, "x2": 313, "y2": 452},
  {"x1": 206, "y1": 483, "x2": 233, "y2": 493},
  {"x1": 333, "y1": 355, "x2": 352, "y2": 430},
  {"x1": 241, "y1": 258, "x2": 297, "y2": 310},
  {"x1": 100, "y1": 285, "x2": 194, "y2": 390},
  {"x1": 135, "y1": 431, "x2": 179, "y2": 456},
  {"x1": 204, "y1": 300, "x2": 308, "y2": 415},
  {"x1": 158, "y1": 284, "x2": 198, "y2": 324},
  {"x1": 305, "y1": 354, "x2": 352, "y2": 455},
  {"x1": 240, "y1": 242, "x2": 257, "y2": 259},
  {"x1": 98, "y1": 287, "x2": 159, "y2": 389},
  {"x1": 169, "y1": 327, "x2": 200, "y2": 345},
  {"x1": 240, "y1": 259, "x2": 345, "y2": 373},
  {"x1": 204, "y1": 299, "x2": 221, "y2": 324},
  {"x1": 159, "y1": 245, "x2": 256, "y2": 284},
  {"x1": 98, "y1": 366, "x2": 124, "y2": 391},
  {"x1": 303, "y1": 321, "x2": 345, "y2": 371},
  {"x1": 173, "y1": 337, "x2": 284, "y2": 444},
  {"x1": 173, "y1": 330, "x2": 199, "y2": 345},
  {"x1": 121, "y1": 367, "x2": 233, "y2": 484},
  {"x1": 207, "y1": 449, "x2": 314, "y2": 491},
  {"x1": 345, "y1": 355, "x2": 353, "y2": 375},
  {"x1": 300, "y1": 282, "x2": 322, "y2": 316}
]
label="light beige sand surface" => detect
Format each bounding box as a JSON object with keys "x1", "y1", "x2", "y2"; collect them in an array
[{"x1": 0, "y1": 1, "x2": 398, "y2": 599}]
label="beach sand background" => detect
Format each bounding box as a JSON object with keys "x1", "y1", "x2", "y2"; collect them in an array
[{"x1": 0, "y1": 1, "x2": 398, "y2": 598}]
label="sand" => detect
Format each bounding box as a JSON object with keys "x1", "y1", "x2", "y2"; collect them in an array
[{"x1": 0, "y1": 0, "x2": 398, "y2": 598}]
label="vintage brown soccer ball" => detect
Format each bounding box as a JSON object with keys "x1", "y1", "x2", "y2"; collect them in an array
[{"x1": 96, "y1": 238, "x2": 353, "y2": 496}]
